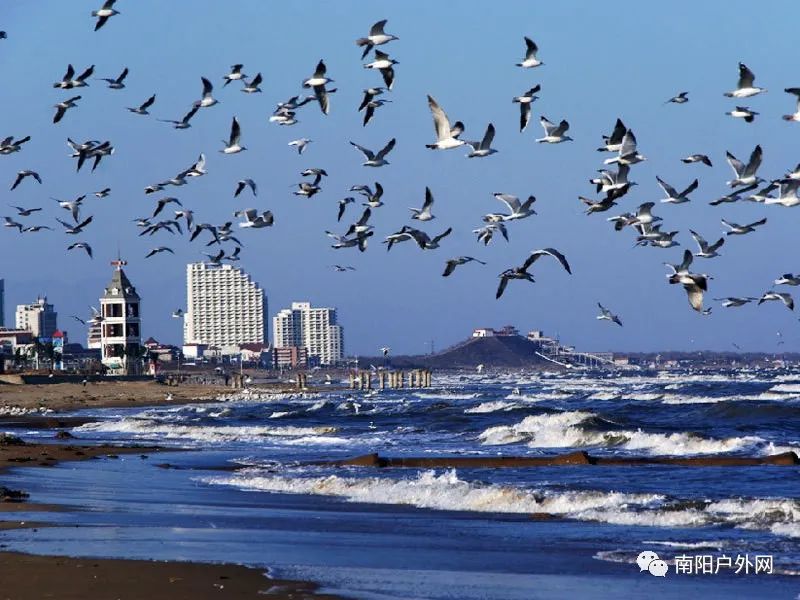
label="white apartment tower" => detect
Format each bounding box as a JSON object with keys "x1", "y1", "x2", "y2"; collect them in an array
[
  {"x1": 100, "y1": 260, "x2": 142, "y2": 375},
  {"x1": 15, "y1": 296, "x2": 57, "y2": 339},
  {"x1": 184, "y1": 262, "x2": 267, "y2": 353},
  {"x1": 273, "y1": 302, "x2": 343, "y2": 366}
]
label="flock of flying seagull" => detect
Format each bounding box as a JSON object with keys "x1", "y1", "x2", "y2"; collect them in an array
[{"x1": 2, "y1": 5, "x2": 800, "y2": 334}]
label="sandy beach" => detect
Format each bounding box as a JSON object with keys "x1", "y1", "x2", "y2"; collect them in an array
[{"x1": 0, "y1": 381, "x2": 345, "y2": 599}]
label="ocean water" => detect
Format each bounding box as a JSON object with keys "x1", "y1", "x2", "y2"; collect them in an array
[{"x1": 3, "y1": 368, "x2": 800, "y2": 599}]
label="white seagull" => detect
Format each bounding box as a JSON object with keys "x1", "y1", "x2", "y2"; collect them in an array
[
  {"x1": 512, "y1": 85, "x2": 540, "y2": 132},
  {"x1": 126, "y1": 94, "x2": 156, "y2": 115},
  {"x1": 714, "y1": 297, "x2": 757, "y2": 308},
  {"x1": 516, "y1": 37, "x2": 543, "y2": 68},
  {"x1": 350, "y1": 138, "x2": 395, "y2": 167},
  {"x1": 442, "y1": 256, "x2": 486, "y2": 277},
  {"x1": 657, "y1": 176, "x2": 698, "y2": 204},
  {"x1": 597, "y1": 303, "x2": 623, "y2": 326},
  {"x1": 410, "y1": 187, "x2": 436, "y2": 221},
  {"x1": 726, "y1": 106, "x2": 758, "y2": 123},
  {"x1": 465, "y1": 123, "x2": 497, "y2": 158},
  {"x1": 759, "y1": 292, "x2": 794, "y2": 311},
  {"x1": 496, "y1": 248, "x2": 571, "y2": 299},
  {"x1": 681, "y1": 154, "x2": 712, "y2": 167},
  {"x1": 722, "y1": 217, "x2": 767, "y2": 236},
  {"x1": 92, "y1": 0, "x2": 120, "y2": 31},
  {"x1": 195, "y1": 77, "x2": 218, "y2": 108},
  {"x1": 364, "y1": 50, "x2": 398, "y2": 90},
  {"x1": 724, "y1": 63, "x2": 766, "y2": 98},
  {"x1": 234, "y1": 179, "x2": 257, "y2": 197},
  {"x1": 782, "y1": 88, "x2": 800, "y2": 121},
  {"x1": 221, "y1": 117, "x2": 245, "y2": 154},
  {"x1": 775, "y1": 274, "x2": 800, "y2": 286},
  {"x1": 99, "y1": 67, "x2": 128, "y2": 89},
  {"x1": 356, "y1": 20, "x2": 399, "y2": 59},
  {"x1": 235, "y1": 209, "x2": 273, "y2": 229},
  {"x1": 493, "y1": 193, "x2": 537, "y2": 221},
  {"x1": 241, "y1": 73, "x2": 263, "y2": 94},
  {"x1": 689, "y1": 230, "x2": 725, "y2": 258},
  {"x1": 536, "y1": 116, "x2": 572, "y2": 143},
  {"x1": 302, "y1": 60, "x2": 334, "y2": 115},
  {"x1": 158, "y1": 105, "x2": 199, "y2": 129},
  {"x1": 604, "y1": 130, "x2": 645, "y2": 165},
  {"x1": 223, "y1": 64, "x2": 246, "y2": 87},
  {"x1": 726, "y1": 145, "x2": 762, "y2": 187},
  {"x1": 288, "y1": 138, "x2": 312, "y2": 154},
  {"x1": 425, "y1": 95, "x2": 465, "y2": 149}
]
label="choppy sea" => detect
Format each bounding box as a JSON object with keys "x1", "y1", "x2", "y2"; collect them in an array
[{"x1": 3, "y1": 368, "x2": 800, "y2": 599}]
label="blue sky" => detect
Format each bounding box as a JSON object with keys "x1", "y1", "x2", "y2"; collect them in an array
[{"x1": 1, "y1": 0, "x2": 799, "y2": 354}]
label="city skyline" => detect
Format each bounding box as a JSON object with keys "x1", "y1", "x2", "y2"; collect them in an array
[{"x1": 2, "y1": 1, "x2": 800, "y2": 354}]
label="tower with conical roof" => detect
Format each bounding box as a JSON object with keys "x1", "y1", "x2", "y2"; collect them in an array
[{"x1": 100, "y1": 259, "x2": 142, "y2": 375}]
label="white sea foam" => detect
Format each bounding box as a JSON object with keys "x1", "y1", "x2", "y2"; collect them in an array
[
  {"x1": 75, "y1": 418, "x2": 337, "y2": 443},
  {"x1": 465, "y1": 401, "x2": 521, "y2": 414},
  {"x1": 640, "y1": 540, "x2": 727, "y2": 550},
  {"x1": 415, "y1": 392, "x2": 481, "y2": 400},
  {"x1": 768, "y1": 383, "x2": 800, "y2": 394},
  {"x1": 477, "y1": 411, "x2": 788, "y2": 456},
  {"x1": 205, "y1": 469, "x2": 799, "y2": 536}
]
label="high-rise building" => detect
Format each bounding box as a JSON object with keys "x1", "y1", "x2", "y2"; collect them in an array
[
  {"x1": 184, "y1": 262, "x2": 267, "y2": 354},
  {"x1": 0, "y1": 278, "x2": 5, "y2": 327},
  {"x1": 100, "y1": 260, "x2": 142, "y2": 375},
  {"x1": 15, "y1": 296, "x2": 57, "y2": 339},
  {"x1": 273, "y1": 301, "x2": 343, "y2": 366}
]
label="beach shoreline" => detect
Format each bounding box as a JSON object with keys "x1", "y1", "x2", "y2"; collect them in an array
[{"x1": 0, "y1": 382, "x2": 346, "y2": 599}]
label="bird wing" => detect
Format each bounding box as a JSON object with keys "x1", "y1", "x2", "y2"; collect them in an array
[
  {"x1": 619, "y1": 130, "x2": 637, "y2": 156},
  {"x1": 349, "y1": 141, "x2": 374, "y2": 160},
  {"x1": 380, "y1": 66, "x2": 394, "y2": 90},
  {"x1": 678, "y1": 248, "x2": 693, "y2": 271},
  {"x1": 746, "y1": 217, "x2": 767, "y2": 228},
  {"x1": 689, "y1": 229, "x2": 707, "y2": 251},
  {"x1": 422, "y1": 187, "x2": 434, "y2": 211},
  {"x1": 496, "y1": 275, "x2": 510, "y2": 299},
  {"x1": 524, "y1": 36, "x2": 538, "y2": 59},
  {"x1": 708, "y1": 237, "x2": 725, "y2": 252},
  {"x1": 182, "y1": 105, "x2": 199, "y2": 123},
  {"x1": 369, "y1": 20, "x2": 388, "y2": 36},
  {"x1": 737, "y1": 62, "x2": 755, "y2": 89},
  {"x1": 141, "y1": 94, "x2": 156, "y2": 110},
  {"x1": 680, "y1": 178, "x2": 699, "y2": 197},
  {"x1": 76, "y1": 65, "x2": 94, "y2": 81},
  {"x1": 432, "y1": 227, "x2": 452, "y2": 245},
  {"x1": 744, "y1": 144, "x2": 762, "y2": 177},
  {"x1": 656, "y1": 176, "x2": 678, "y2": 198},
  {"x1": 494, "y1": 193, "x2": 520, "y2": 213},
  {"x1": 234, "y1": 181, "x2": 245, "y2": 197},
  {"x1": 684, "y1": 283, "x2": 704, "y2": 312},
  {"x1": 523, "y1": 248, "x2": 571, "y2": 274},
  {"x1": 63, "y1": 64, "x2": 75, "y2": 81},
  {"x1": 519, "y1": 103, "x2": 531, "y2": 132},
  {"x1": 229, "y1": 117, "x2": 241, "y2": 144},
  {"x1": 725, "y1": 151, "x2": 745, "y2": 177},
  {"x1": 540, "y1": 116, "x2": 557, "y2": 136},
  {"x1": 375, "y1": 137, "x2": 396, "y2": 160},
  {"x1": 609, "y1": 118, "x2": 627, "y2": 145},
  {"x1": 480, "y1": 123, "x2": 495, "y2": 149},
  {"x1": 552, "y1": 120, "x2": 569, "y2": 137},
  {"x1": 427, "y1": 95, "x2": 452, "y2": 141},
  {"x1": 313, "y1": 59, "x2": 327, "y2": 78},
  {"x1": 313, "y1": 85, "x2": 329, "y2": 114}
]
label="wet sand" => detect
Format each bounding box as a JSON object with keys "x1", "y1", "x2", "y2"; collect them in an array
[{"x1": 0, "y1": 397, "x2": 345, "y2": 599}]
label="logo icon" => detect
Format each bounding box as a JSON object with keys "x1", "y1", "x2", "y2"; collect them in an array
[{"x1": 637, "y1": 551, "x2": 668, "y2": 577}]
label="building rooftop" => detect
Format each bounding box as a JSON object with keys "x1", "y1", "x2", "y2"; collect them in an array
[{"x1": 103, "y1": 265, "x2": 139, "y2": 300}]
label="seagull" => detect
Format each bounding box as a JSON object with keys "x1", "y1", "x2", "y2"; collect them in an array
[
  {"x1": 597, "y1": 118, "x2": 627, "y2": 152},
  {"x1": 493, "y1": 193, "x2": 537, "y2": 221},
  {"x1": 356, "y1": 20, "x2": 399, "y2": 59},
  {"x1": 665, "y1": 250, "x2": 709, "y2": 312},
  {"x1": 185, "y1": 153, "x2": 207, "y2": 177},
  {"x1": 92, "y1": 0, "x2": 120, "y2": 30},
  {"x1": 726, "y1": 145, "x2": 762, "y2": 187},
  {"x1": 764, "y1": 179, "x2": 800, "y2": 207},
  {"x1": 127, "y1": 94, "x2": 156, "y2": 115},
  {"x1": 174, "y1": 209, "x2": 194, "y2": 230},
  {"x1": 721, "y1": 217, "x2": 767, "y2": 236},
  {"x1": 382, "y1": 227, "x2": 416, "y2": 251},
  {"x1": 53, "y1": 96, "x2": 81, "y2": 123},
  {"x1": 288, "y1": 138, "x2": 312, "y2": 154},
  {"x1": 67, "y1": 242, "x2": 92, "y2": 258},
  {"x1": 56, "y1": 215, "x2": 93, "y2": 234},
  {"x1": 21, "y1": 225, "x2": 51, "y2": 233},
  {"x1": 328, "y1": 230, "x2": 373, "y2": 252},
  {"x1": 606, "y1": 212, "x2": 636, "y2": 231},
  {"x1": 293, "y1": 182, "x2": 321, "y2": 198},
  {"x1": 337, "y1": 197, "x2": 355, "y2": 222},
  {"x1": 442, "y1": 256, "x2": 486, "y2": 277},
  {"x1": 465, "y1": 123, "x2": 497, "y2": 157},
  {"x1": 681, "y1": 154, "x2": 712, "y2": 167},
  {"x1": 153, "y1": 197, "x2": 182, "y2": 218},
  {"x1": 10, "y1": 205, "x2": 42, "y2": 216},
  {"x1": 158, "y1": 105, "x2": 199, "y2": 129},
  {"x1": 759, "y1": 291, "x2": 795, "y2": 311},
  {"x1": 714, "y1": 297, "x2": 757, "y2": 307},
  {"x1": 172, "y1": 309, "x2": 184, "y2": 318},
  {"x1": 223, "y1": 64, "x2": 246, "y2": 87},
  {"x1": 53, "y1": 64, "x2": 94, "y2": 89},
  {"x1": 10, "y1": 170, "x2": 41, "y2": 191},
  {"x1": 631, "y1": 202, "x2": 662, "y2": 228},
  {"x1": 604, "y1": 130, "x2": 645, "y2": 165},
  {"x1": 332, "y1": 265, "x2": 356, "y2": 272},
  {"x1": 474, "y1": 223, "x2": 508, "y2": 245},
  {"x1": 234, "y1": 179, "x2": 257, "y2": 197},
  {"x1": 52, "y1": 196, "x2": 85, "y2": 221},
  {"x1": 235, "y1": 209, "x2": 273, "y2": 228},
  {"x1": 71, "y1": 315, "x2": 87, "y2": 325},
  {"x1": 512, "y1": 85, "x2": 541, "y2": 133},
  {"x1": 302, "y1": 60, "x2": 334, "y2": 114},
  {"x1": 350, "y1": 138, "x2": 395, "y2": 167},
  {"x1": 410, "y1": 187, "x2": 436, "y2": 221},
  {"x1": 221, "y1": 117, "x2": 245, "y2": 153},
  {"x1": 364, "y1": 50, "x2": 398, "y2": 89},
  {"x1": 425, "y1": 95, "x2": 465, "y2": 149},
  {"x1": 204, "y1": 249, "x2": 226, "y2": 265},
  {"x1": 0, "y1": 136, "x2": 31, "y2": 155},
  {"x1": 344, "y1": 207, "x2": 372, "y2": 237},
  {"x1": 657, "y1": 176, "x2": 698, "y2": 204},
  {"x1": 690, "y1": 230, "x2": 725, "y2": 258},
  {"x1": 782, "y1": 88, "x2": 800, "y2": 121},
  {"x1": 359, "y1": 87, "x2": 386, "y2": 110},
  {"x1": 536, "y1": 116, "x2": 572, "y2": 143},
  {"x1": 233, "y1": 71, "x2": 262, "y2": 94},
  {"x1": 665, "y1": 91, "x2": 689, "y2": 104},
  {"x1": 362, "y1": 99, "x2": 391, "y2": 126},
  {"x1": 708, "y1": 182, "x2": 758, "y2": 206},
  {"x1": 99, "y1": 67, "x2": 128, "y2": 89},
  {"x1": 516, "y1": 37, "x2": 543, "y2": 68},
  {"x1": 94, "y1": 188, "x2": 111, "y2": 198},
  {"x1": 496, "y1": 248, "x2": 571, "y2": 299},
  {"x1": 724, "y1": 62, "x2": 766, "y2": 98},
  {"x1": 726, "y1": 106, "x2": 758, "y2": 123},
  {"x1": 597, "y1": 303, "x2": 623, "y2": 326},
  {"x1": 580, "y1": 195, "x2": 618, "y2": 215},
  {"x1": 195, "y1": 77, "x2": 218, "y2": 108}
]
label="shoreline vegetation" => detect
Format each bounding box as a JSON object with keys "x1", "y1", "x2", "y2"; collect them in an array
[{"x1": 0, "y1": 379, "x2": 346, "y2": 599}]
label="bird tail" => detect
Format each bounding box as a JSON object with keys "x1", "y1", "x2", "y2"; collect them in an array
[{"x1": 356, "y1": 38, "x2": 371, "y2": 47}]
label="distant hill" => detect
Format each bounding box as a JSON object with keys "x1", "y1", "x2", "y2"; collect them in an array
[{"x1": 357, "y1": 335, "x2": 560, "y2": 370}]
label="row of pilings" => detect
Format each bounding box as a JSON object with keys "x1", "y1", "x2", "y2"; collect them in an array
[{"x1": 348, "y1": 369, "x2": 432, "y2": 390}]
